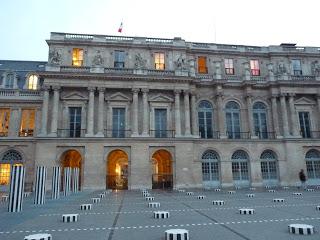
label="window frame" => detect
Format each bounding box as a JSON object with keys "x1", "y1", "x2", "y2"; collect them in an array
[
  {"x1": 19, "y1": 109, "x2": 36, "y2": 137},
  {"x1": 198, "y1": 56, "x2": 208, "y2": 74},
  {"x1": 27, "y1": 74, "x2": 39, "y2": 90},
  {"x1": 154, "y1": 52, "x2": 165, "y2": 70},
  {"x1": 292, "y1": 59, "x2": 302, "y2": 76},
  {"x1": 72, "y1": 48, "x2": 84, "y2": 67},
  {"x1": 224, "y1": 58, "x2": 235, "y2": 75},
  {"x1": 114, "y1": 50, "x2": 126, "y2": 68},
  {"x1": 250, "y1": 60, "x2": 260, "y2": 76}
]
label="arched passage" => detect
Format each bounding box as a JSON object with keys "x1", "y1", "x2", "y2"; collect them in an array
[
  {"x1": 106, "y1": 150, "x2": 128, "y2": 190},
  {"x1": 0, "y1": 150, "x2": 23, "y2": 186},
  {"x1": 60, "y1": 150, "x2": 82, "y2": 190},
  {"x1": 201, "y1": 150, "x2": 220, "y2": 187},
  {"x1": 152, "y1": 149, "x2": 173, "y2": 189}
]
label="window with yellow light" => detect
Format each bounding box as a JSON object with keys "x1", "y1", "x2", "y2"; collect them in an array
[
  {"x1": 154, "y1": 52, "x2": 165, "y2": 70},
  {"x1": 0, "y1": 108, "x2": 10, "y2": 137},
  {"x1": 19, "y1": 109, "x2": 35, "y2": 137},
  {"x1": 198, "y1": 56, "x2": 208, "y2": 74},
  {"x1": 72, "y1": 48, "x2": 84, "y2": 66},
  {"x1": 28, "y1": 75, "x2": 38, "y2": 90},
  {"x1": 0, "y1": 163, "x2": 22, "y2": 185}
]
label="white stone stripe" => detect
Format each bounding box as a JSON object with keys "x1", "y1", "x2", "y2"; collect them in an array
[
  {"x1": 34, "y1": 166, "x2": 47, "y2": 205},
  {"x1": 72, "y1": 168, "x2": 79, "y2": 193},
  {"x1": 63, "y1": 167, "x2": 72, "y2": 196},
  {"x1": 8, "y1": 165, "x2": 25, "y2": 212}
]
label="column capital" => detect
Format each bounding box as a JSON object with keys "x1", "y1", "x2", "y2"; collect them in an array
[
  {"x1": 183, "y1": 89, "x2": 190, "y2": 95},
  {"x1": 288, "y1": 93, "x2": 296, "y2": 98},
  {"x1": 245, "y1": 94, "x2": 253, "y2": 99},
  {"x1": 271, "y1": 94, "x2": 278, "y2": 99},
  {"x1": 132, "y1": 88, "x2": 140, "y2": 93},
  {"x1": 52, "y1": 85, "x2": 61, "y2": 91},
  {"x1": 141, "y1": 88, "x2": 149, "y2": 93},
  {"x1": 97, "y1": 87, "x2": 105, "y2": 93},
  {"x1": 174, "y1": 89, "x2": 182, "y2": 95},
  {"x1": 42, "y1": 85, "x2": 50, "y2": 91},
  {"x1": 280, "y1": 93, "x2": 287, "y2": 97},
  {"x1": 88, "y1": 87, "x2": 95, "y2": 92}
]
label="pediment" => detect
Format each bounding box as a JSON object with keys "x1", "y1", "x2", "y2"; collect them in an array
[
  {"x1": 149, "y1": 93, "x2": 173, "y2": 102},
  {"x1": 107, "y1": 92, "x2": 131, "y2": 102},
  {"x1": 295, "y1": 97, "x2": 316, "y2": 105},
  {"x1": 61, "y1": 92, "x2": 87, "y2": 100}
]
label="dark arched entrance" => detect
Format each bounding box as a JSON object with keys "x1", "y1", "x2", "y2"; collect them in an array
[
  {"x1": 60, "y1": 150, "x2": 82, "y2": 190},
  {"x1": 106, "y1": 150, "x2": 128, "y2": 190},
  {"x1": 152, "y1": 149, "x2": 173, "y2": 189}
]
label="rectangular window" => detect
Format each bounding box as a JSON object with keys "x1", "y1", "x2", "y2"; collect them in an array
[
  {"x1": 198, "y1": 56, "x2": 208, "y2": 74},
  {"x1": 154, "y1": 52, "x2": 165, "y2": 70},
  {"x1": 155, "y1": 109, "x2": 167, "y2": 138},
  {"x1": 299, "y1": 112, "x2": 311, "y2": 138},
  {"x1": 28, "y1": 75, "x2": 38, "y2": 90},
  {"x1": 224, "y1": 59, "x2": 234, "y2": 75},
  {"x1": 0, "y1": 109, "x2": 10, "y2": 137},
  {"x1": 19, "y1": 109, "x2": 35, "y2": 137},
  {"x1": 250, "y1": 60, "x2": 260, "y2": 76},
  {"x1": 5, "y1": 74, "x2": 14, "y2": 88},
  {"x1": 114, "y1": 50, "x2": 125, "y2": 68},
  {"x1": 292, "y1": 59, "x2": 302, "y2": 76},
  {"x1": 72, "y1": 48, "x2": 84, "y2": 66},
  {"x1": 69, "y1": 107, "x2": 82, "y2": 138},
  {"x1": 112, "y1": 108, "x2": 125, "y2": 137}
]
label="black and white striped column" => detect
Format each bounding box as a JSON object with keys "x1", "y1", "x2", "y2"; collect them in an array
[
  {"x1": 63, "y1": 167, "x2": 71, "y2": 196},
  {"x1": 51, "y1": 166, "x2": 61, "y2": 199},
  {"x1": 34, "y1": 166, "x2": 47, "y2": 205},
  {"x1": 8, "y1": 165, "x2": 25, "y2": 212},
  {"x1": 72, "y1": 168, "x2": 79, "y2": 193}
]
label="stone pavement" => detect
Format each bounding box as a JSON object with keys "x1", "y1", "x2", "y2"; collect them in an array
[{"x1": 0, "y1": 187, "x2": 320, "y2": 240}]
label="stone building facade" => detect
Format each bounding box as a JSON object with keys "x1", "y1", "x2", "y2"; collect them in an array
[{"x1": 1, "y1": 32, "x2": 320, "y2": 191}]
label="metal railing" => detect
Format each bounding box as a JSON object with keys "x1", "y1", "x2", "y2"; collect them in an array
[
  {"x1": 57, "y1": 129, "x2": 86, "y2": 138},
  {"x1": 149, "y1": 130, "x2": 175, "y2": 138},
  {"x1": 106, "y1": 175, "x2": 128, "y2": 190},
  {"x1": 152, "y1": 174, "x2": 173, "y2": 189},
  {"x1": 0, "y1": 132, "x2": 8, "y2": 137},
  {"x1": 104, "y1": 129, "x2": 131, "y2": 138},
  {"x1": 19, "y1": 129, "x2": 34, "y2": 137},
  {"x1": 255, "y1": 131, "x2": 276, "y2": 139},
  {"x1": 291, "y1": 75, "x2": 316, "y2": 81},
  {"x1": 226, "y1": 131, "x2": 250, "y2": 139},
  {"x1": 60, "y1": 66, "x2": 90, "y2": 73},
  {"x1": 300, "y1": 131, "x2": 320, "y2": 139},
  {"x1": 199, "y1": 131, "x2": 220, "y2": 139}
]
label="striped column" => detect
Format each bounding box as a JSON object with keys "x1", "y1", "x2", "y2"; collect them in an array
[
  {"x1": 51, "y1": 166, "x2": 61, "y2": 199},
  {"x1": 8, "y1": 165, "x2": 25, "y2": 212},
  {"x1": 72, "y1": 168, "x2": 79, "y2": 193},
  {"x1": 34, "y1": 166, "x2": 47, "y2": 205},
  {"x1": 63, "y1": 167, "x2": 72, "y2": 196}
]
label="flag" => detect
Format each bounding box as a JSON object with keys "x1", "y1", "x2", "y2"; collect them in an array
[{"x1": 118, "y1": 22, "x2": 123, "y2": 33}]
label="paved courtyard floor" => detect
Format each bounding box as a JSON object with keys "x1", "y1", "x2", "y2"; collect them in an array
[{"x1": 0, "y1": 187, "x2": 320, "y2": 240}]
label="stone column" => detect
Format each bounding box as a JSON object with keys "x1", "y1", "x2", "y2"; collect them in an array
[
  {"x1": 40, "y1": 87, "x2": 49, "y2": 136},
  {"x1": 246, "y1": 95, "x2": 256, "y2": 138},
  {"x1": 214, "y1": 60, "x2": 222, "y2": 80},
  {"x1": 191, "y1": 91, "x2": 199, "y2": 137},
  {"x1": 267, "y1": 63, "x2": 275, "y2": 81},
  {"x1": 86, "y1": 87, "x2": 95, "y2": 137},
  {"x1": 288, "y1": 94, "x2": 300, "y2": 137},
  {"x1": 131, "y1": 88, "x2": 139, "y2": 137},
  {"x1": 142, "y1": 88, "x2": 149, "y2": 136},
  {"x1": 184, "y1": 90, "x2": 191, "y2": 136},
  {"x1": 216, "y1": 93, "x2": 226, "y2": 138},
  {"x1": 174, "y1": 90, "x2": 182, "y2": 137},
  {"x1": 271, "y1": 96, "x2": 281, "y2": 138},
  {"x1": 49, "y1": 86, "x2": 60, "y2": 137},
  {"x1": 243, "y1": 62, "x2": 250, "y2": 81},
  {"x1": 280, "y1": 94, "x2": 290, "y2": 137},
  {"x1": 317, "y1": 96, "x2": 320, "y2": 132},
  {"x1": 8, "y1": 107, "x2": 20, "y2": 137},
  {"x1": 96, "y1": 88, "x2": 105, "y2": 137}
]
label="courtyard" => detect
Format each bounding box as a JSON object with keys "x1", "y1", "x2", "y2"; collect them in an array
[{"x1": 0, "y1": 187, "x2": 320, "y2": 240}]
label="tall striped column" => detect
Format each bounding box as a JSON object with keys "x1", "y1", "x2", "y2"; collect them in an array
[
  {"x1": 51, "y1": 166, "x2": 61, "y2": 199},
  {"x1": 8, "y1": 165, "x2": 25, "y2": 212},
  {"x1": 63, "y1": 167, "x2": 72, "y2": 196},
  {"x1": 72, "y1": 168, "x2": 79, "y2": 193},
  {"x1": 34, "y1": 166, "x2": 47, "y2": 205}
]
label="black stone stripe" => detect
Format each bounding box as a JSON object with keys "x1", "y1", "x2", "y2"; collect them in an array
[{"x1": 107, "y1": 191, "x2": 125, "y2": 240}]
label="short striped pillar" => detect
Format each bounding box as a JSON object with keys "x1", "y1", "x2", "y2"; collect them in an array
[
  {"x1": 8, "y1": 165, "x2": 25, "y2": 212},
  {"x1": 63, "y1": 167, "x2": 72, "y2": 196},
  {"x1": 51, "y1": 166, "x2": 61, "y2": 199},
  {"x1": 34, "y1": 166, "x2": 47, "y2": 205},
  {"x1": 72, "y1": 168, "x2": 79, "y2": 193}
]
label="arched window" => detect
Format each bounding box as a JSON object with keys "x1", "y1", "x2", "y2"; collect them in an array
[
  {"x1": 198, "y1": 101, "x2": 213, "y2": 138},
  {"x1": 253, "y1": 102, "x2": 268, "y2": 139},
  {"x1": 226, "y1": 101, "x2": 240, "y2": 139},
  {"x1": 0, "y1": 150, "x2": 23, "y2": 186},
  {"x1": 5, "y1": 73, "x2": 14, "y2": 88},
  {"x1": 201, "y1": 150, "x2": 219, "y2": 183},
  {"x1": 260, "y1": 150, "x2": 278, "y2": 180},
  {"x1": 305, "y1": 150, "x2": 320, "y2": 179},
  {"x1": 27, "y1": 75, "x2": 38, "y2": 90},
  {"x1": 231, "y1": 150, "x2": 249, "y2": 182}
]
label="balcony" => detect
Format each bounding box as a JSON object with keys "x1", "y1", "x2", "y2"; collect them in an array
[
  {"x1": 301, "y1": 131, "x2": 320, "y2": 139},
  {"x1": 255, "y1": 131, "x2": 276, "y2": 139},
  {"x1": 57, "y1": 129, "x2": 86, "y2": 138},
  {"x1": 60, "y1": 66, "x2": 90, "y2": 73},
  {"x1": 227, "y1": 131, "x2": 251, "y2": 139},
  {"x1": 199, "y1": 131, "x2": 220, "y2": 139},
  {"x1": 19, "y1": 129, "x2": 34, "y2": 137},
  {"x1": 0, "y1": 132, "x2": 8, "y2": 137},
  {"x1": 104, "y1": 129, "x2": 132, "y2": 138},
  {"x1": 149, "y1": 130, "x2": 175, "y2": 138},
  {"x1": 291, "y1": 75, "x2": 316, "y2": 81}
]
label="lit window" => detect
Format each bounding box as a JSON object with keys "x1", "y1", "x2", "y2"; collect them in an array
[
  {"x1": 28, "y1": 75, "x2": 38, "y2": 90},
  {"x1": 114, "y1": 50, "x2": 125, "y2": 68},
  {"x1": 198, "y1": 56, "x2": 208, "y2": 74},
  {"x1": 154, "y1": 53, "x2": 165, "y2": 70},
  {"x1": 0, "y1": 108, "x2": 10, "y2": 137},
  {"x1": 292, "y1": 59, "x2": 302, "y2": 76},
  {"x1": 0, "y1": 164, "x2": 10, "y2": 185},
  {"x1": 72, "y1": 48, "x2": 84, "y2": 66},
  {"x1": 19, "y1": 109, "x2": 35, "y2": 137},
  {"x1": 224, "y1": 59, "x2": 234, "y2": 75},
  {"x1": 250, "y1": 60, "x2": 260, "y2": 76}
]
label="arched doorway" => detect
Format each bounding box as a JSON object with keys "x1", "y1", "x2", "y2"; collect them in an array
[
  {"x1": 305, "y1": 149, "x2": 320, "y2": 185},
  {"x1": 231, "y1": 150, "x2": 250, "y2": 187},
  {"x1": 106, "y1": 150, "x2": 128, "y2": 190},
  {"x1": 260, "y1": 150, "x2": 278, "y2": 186},
  {"x1": 60, "y1": 150, "x2": 82, "y2": 190},
  {"x1": 0, "y1": 150, "x2": 23, "y2": 190},
  {"x1": 201, "y1": 150, "x2": 220, "y2": 187},
  {"x1": 152, "y1": 149, "x2": 173, "y2": 189}
]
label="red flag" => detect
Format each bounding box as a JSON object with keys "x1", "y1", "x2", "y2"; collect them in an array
[{"x1": 118, "y1": 22, "x2": 123, "y2": 33}]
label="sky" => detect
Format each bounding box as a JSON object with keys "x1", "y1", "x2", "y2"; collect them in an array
[{"x1": 0, "y1": 0, "x2": 319, "y2": 61}]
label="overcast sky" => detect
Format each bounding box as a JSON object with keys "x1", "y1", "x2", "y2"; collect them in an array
[{"x1": 1, "y1": 0, "x2": 319, "y2": 61}]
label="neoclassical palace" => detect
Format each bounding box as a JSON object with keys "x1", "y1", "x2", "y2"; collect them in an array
[{"x1": 1, "y1": 32, "x2": 320, "y2": 191}]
